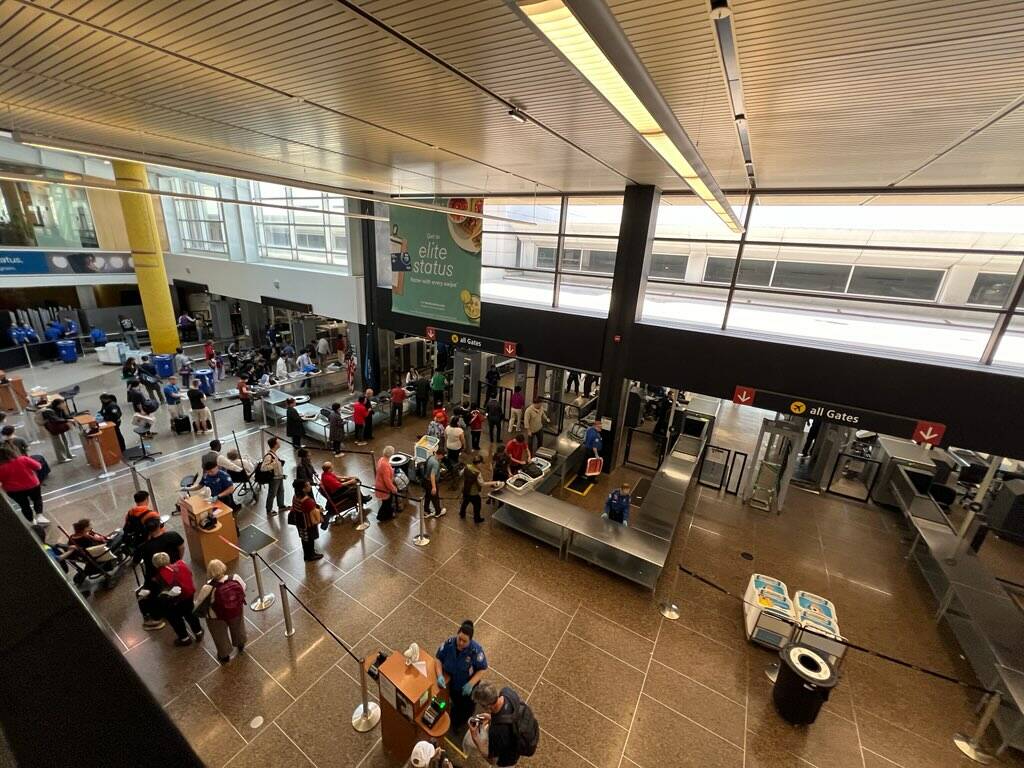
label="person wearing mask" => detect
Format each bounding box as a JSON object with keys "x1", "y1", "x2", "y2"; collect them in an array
[
  {"x1": 98, "y1": 393, "x2": 126, "y2": 452},
  {"x1": 190, "y1": 459, "x2": 239, "y2": 514},
  {"x1": 422, "y1": 445, "x2": 446, "y2": 519},
  {"x1": 352, "y1": 395, "x2": 369, "y2": 446},
  {"x1": 467, "y1": 681, "x2": 538, "y2": 766},
  {"x1": 508, "y1": 386, "x2": 525, "y2": 433},
  {"x1": 284, "y1": 397, "x2": 304, "y2": 448},
  {"x1": 315, "y1": 335, "x2": 331, "y2": 369},
  {"x1": 485, "y1": 364, "x2": 500, "y2": 400},
  {"x1": 238, "y1": 375, "x2": 253, "y2": 423},
  {"x1": 124, "y1": 490, "x2": 160, "y2": 548},
  {"x1": 195, "y1": 559, "x2": 247, "y2": 663},
  {"x1": 363, "y1": 389, "x2": 376, "y2": 441},
  {"x1": 485, "y1": 396, "x2": 503, "y2": 444},
  {"x1": 566, "y1": 369, "x2": 580, "y2": 395},
  {"x1": 404, "y1": 367, "x2": 418, "y2": 387},
  {"x1": 40, "y1": 397, "x2": 74, "y2": 463},
  {"x1": 320, "y1": 461, "x2": 370, "y2": 520},
  {"x1": 187, "y1": 380, "x2": 212, "y2": 435},
  {"x1": 118, "y1": 314, "x2": 139, "y2": 349},
  {"x1": 460, "y1": 454, "x2": 485, "y2": 523},
  {"x1": 468, "y1": 404, "x2": 483, "y2": 451},
  {"x1": 414, "y1": 374, "x2": 430, "y2": 418},
  {"x1": 296, "y1": 347, "x2": 314, "y2": 389},
  {"x1": 163, "y1": 375, "x2": 183, "y2": 419},
  {"x1": 389, "y1": 381, "x2": 406, "y2": 427},
  {"x1": 174, "y1": 347, "x2": 192, "y2": 388},
  {"x1": 328, "y1": 402, "x2": 346, "y2": 457},
  {"x1": 603, "y1": 483, "x2": 632, "y2": 526},
  {"x1": 259, "y1": 437, "x2": 287, "y2": 516},
  {"x1": 436, "y1": 620, "x2": 489, "y2": 734},
  {"x1": 444, "y1": 417, "x2": 465, "y2": 476},
  {"x1": 523, "y1": 398, "x2": 550, "y2": 455},
  {"x1": 0, "y1": 425, "x2": 29, "y2": 456},
  {"x1": 138, "y1": 355, "x2": 164, "y2": 403},
  {"x1": 274, "y1": 352, "x2": 289, "y2": 381},
  {"x1": 375, "y1": 445, "x2": 398, "y2": 522},
  {"x1": 0, "y1": 445, "x2": 44, "y2": 522},
  {"x1": 505, "y1": 434, "x2": 530, "y2": 473},
  {"x1": 290, "y1": 478, "x2": 324, "y2": 561},
  {"x1": 430, "y1": 370, "x2": 447, "y2": 408},
  {"x1": 583, "y1": 418, "x2": 604, "y2": 483},
  {"x1": 152, "y1": 552, "x2": 204, "y2": 646},
  {"x1": 294, "y1": 448, "x2": 318, "y2": 487}
]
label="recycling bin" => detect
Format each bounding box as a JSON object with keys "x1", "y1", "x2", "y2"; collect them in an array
[
  {"x1": 194, "y1": 368, "x2": 215, "y2": 395},
  {"x1": 153, "y1": 354, "x2": 174, "y2": 378},
  {"x1": 57, "y1": 340, "x2": 78, "y2": 364}
]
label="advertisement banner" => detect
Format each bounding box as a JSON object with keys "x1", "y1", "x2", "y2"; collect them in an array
[
  {"x1": 0, "y1": 250, "x2": 134, "y2": 275},
  {"x1": 389, "y1": 199, "x2": 482, "y2": 327}
]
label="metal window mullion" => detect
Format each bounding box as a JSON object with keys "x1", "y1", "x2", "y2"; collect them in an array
[
  {"x1": 553, "y1": 195, "x2": 568, "y2": 308},
  {"x1": 721, "y1": 191, "x2": 757, "y2": 330},
  {"x1": 980, "y1": 257, "x2": 1024, "y2": 364}
]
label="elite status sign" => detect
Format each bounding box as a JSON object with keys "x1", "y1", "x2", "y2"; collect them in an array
[{"x1": 389, "y1": 199, "x2": 483, "y2": 327}]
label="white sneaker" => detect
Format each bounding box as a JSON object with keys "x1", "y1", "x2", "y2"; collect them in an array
[
  {"x1": 438, "y1": 508, "x2": 447, "y2": 517},
  {"x1": 33, "y1": 515, "x2": 50, "y2": 525},
  {"x1": 424, "y1": 510, "x2": 437, "y2": 519},
  {"x1": 334, "y1": 452, "x2": 346, "y2": 458}
]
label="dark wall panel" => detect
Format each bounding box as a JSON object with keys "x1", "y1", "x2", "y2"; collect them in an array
[
  {"x1": 374, "y1": 287, "x2": 607, "y2": 372},
  {"x1": 627, "y1": 323, "x2": 1023, "y2": 456}
]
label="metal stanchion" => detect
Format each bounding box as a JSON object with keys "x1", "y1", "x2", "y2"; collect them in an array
[
  {"x1": 954, "y1": 692, "x2": 1001, "y2": 764},
  {"x1": 260, "y1": 397, "x2": 268, "y2": 428},
  {"x1": 129, "y1": 464, "x2": 142, "y2": 492},
  {"x1": 144, "y1": 475, "x2": 160, "y2": 515},
  {"x1": 94, "y1": 435, "x2": 117, "y2": 480},
  {"x1": 210, "y1": 408, "x2": 220, "y2": 440},
  {"x1": 249, "y1": 552, "x2": 276, "y2": 611},
  {"x1": 352, "y1": 657, "x2": 381, "y2": 732},
  {"x1": 412, "y1": 497, "x2": 430, "y2": 547},
  {"x1": 17, "y1": 400, "x2": 42, "y2": 446},
  {"x1": 658, "y1": 565, "x2": 682, "y2": 620},
  {"x1": 354, "y1": 488, "x2": 369, "y2": 532},
  {"x1": 280, "y1": 583, "x2": 295, "y2": 637}
]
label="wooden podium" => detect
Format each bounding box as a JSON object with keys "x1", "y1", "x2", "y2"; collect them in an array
[
  {"x1": 76, "y1": 415, "x2": 123, "y2": 469},
  {"x1": 0, "y1": 376, "x2": 29, "y2": 411},
  {"x1": 177, "y1": 496, "x2": 240, "y2": 567},
  {"x1": 371, "y1": 646, "x2": 450, "y2": 762}
]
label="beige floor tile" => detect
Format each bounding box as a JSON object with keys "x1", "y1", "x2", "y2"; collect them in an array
[
  {"x1": 473, "y1": 620, "x2": 549, "y2": 692},
  {"x1": 289, "y1": 584, "x2": 381, "y2": 645},
  {"x1": 527, "y1": 680, "x2": 628, "y2": 768},
  {"x1": 644, "y1": 660, "x2": 745, "y2": 748},
  {"x1": 653, "y1": 621, "x2": 747, "y2": 704},
  {"x1": 372, "y1": 596, "x2": 462, "y2": 658},
  {"x1": 124, "y1": 636, "x2": 220, "y2": 705},
  {"x1": 245, "y1": 611, "x2": 345, "y2": 697},
  {"x1": 625, "y1": 694, "x2": 743, "y2": 768},
  {"x1": 371, "y1": 540, "x2": 442, "y2": 582},
  {"x1": 166, "y1": 684, "x2": 247, "y2": 768},
  {"x1": 567, "y1": 607, "x2": 654, "y2": 672},
  {"x1": 223, "y1": 724, "x2": 315, "y2": 768},
  {"x1": 413, "y1": 576, "x2": 489, "y2": 624},
  {"x1": 271, "y1": 546, "x2": 345, "y2": 594},
  {"x1": 334, "y1": 556, "x2": 419, "y2": 617},
  {"x1": 481, "y1": 584, "x2": 572, "y2": 654},
  {"x1": 436, "y1": 549, "x2": 516, "y2": 603},
  {"x1": 198, "y1": 654, "x2": 294, "y2": 741}
]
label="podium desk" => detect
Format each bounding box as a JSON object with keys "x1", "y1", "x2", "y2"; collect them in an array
[
  {"x1": 0, "y1": 376, "x2": 29, "y2": 411},
  {"x1": 75, "y1": 415, "x2": 123, "y2": 468},
  {"x1": 371, "y1": 646, "x2": 450, "y2": 762},
  {"x1": 177, "y1": 496, "x2": 239, "y2": 567}
]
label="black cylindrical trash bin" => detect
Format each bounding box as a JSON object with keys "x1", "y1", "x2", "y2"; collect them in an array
[{"x1": 772, "y1": 644, "x2": 838, "y2": 725}]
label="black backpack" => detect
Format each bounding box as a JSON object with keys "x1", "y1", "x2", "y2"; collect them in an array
[{"x1": 493, "y1": 688, "x2": 539, "y2": 758}]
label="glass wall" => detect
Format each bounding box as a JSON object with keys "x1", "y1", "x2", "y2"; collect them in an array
[
  {"x1": 156, "y1": 176, "x2": 227, "y2": 254},
  {"x1": 251, "y1": 182, "x2": 349, "y2": 268},
  {"x1": 0, "y1": 180, "x2": 98, "y2": 248},
  {"x1": 641, "y1": 194, "x2": 1024, "y2": 367},
  {"x1": 481, "y1": 195, "x2": 621, "y2": 315}
]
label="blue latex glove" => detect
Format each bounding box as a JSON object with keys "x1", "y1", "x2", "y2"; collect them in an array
[
  {"x1": 462, "y1": 681, "x2": 474, "y2": 696},
  {"x1": 436, "y1": 674, "x2": 446, "y2": 689}
]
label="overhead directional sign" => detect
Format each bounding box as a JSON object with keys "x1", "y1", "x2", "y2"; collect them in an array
[
  {"x1": 733, "y1": 385, "x2": 947, "y2": 445},
  {"x1": 425, "y1": 326, "x2": 518, "y2": 357}
]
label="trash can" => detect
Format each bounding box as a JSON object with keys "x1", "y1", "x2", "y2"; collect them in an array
[
  {"x1": 772, "y1": 643, "x2": 838, "y2": 725},
  {"x1": 56, "y1": 340, "x2": 78, "y2": 364},
  {"x1": 153, "y1": 354, "x2": 174, "y2": 378},
  {"x1": 194, "y1": 368, "x2": 215, "y2": 395}
]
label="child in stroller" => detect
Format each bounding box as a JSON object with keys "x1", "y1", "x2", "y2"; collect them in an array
[{"x1": 58, "y1": 518, "x2": 131, "y2": 589}]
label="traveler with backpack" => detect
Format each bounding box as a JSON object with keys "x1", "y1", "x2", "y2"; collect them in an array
[
  {"x1": 151, "y1": 551, "x2": 204, "y2": 646},
  {"x1": 138, "y1": 355, "x2": 164, "y2": 403},
  {"x1": 257, "y1": 437, "x2": 287, "y2": 516},
  {"x1": 467, "y1": 681, "x2": 539, "y2": 765},
  {"x1": 40, "y1": 397, "x2": 74, "y2": 463},
  {"x1": 195, "y1": 558, "x2": 247, "y2": 663}
]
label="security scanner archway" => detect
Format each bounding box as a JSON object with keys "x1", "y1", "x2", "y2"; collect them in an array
[
  {"x1": 793, "y1": 422, "x2": 856, "y2": 492},
  {"x1": 743, "y1": 417, "x2": 806, "y2": 514}
]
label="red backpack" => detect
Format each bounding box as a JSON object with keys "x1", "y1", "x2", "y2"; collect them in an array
[
  {"x1": 165, "y1": 561, "x2": 195, "y2": 599},
  {"x1": 213, "y1": 579, "x2": 246, "y2": 621}
]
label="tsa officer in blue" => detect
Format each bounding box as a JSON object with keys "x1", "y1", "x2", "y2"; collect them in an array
[
  {"x1": 436, "y1": 619, "x2": 489, "y2": 733},
  {"x1": 603, "y1": 482, "x2": 632, "y2": 526}
]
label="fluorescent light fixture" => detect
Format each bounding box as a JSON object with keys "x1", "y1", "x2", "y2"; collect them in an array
[
  {"x1": 514, "y1": 0, "x2": 743, "y2": 233},
  {"x1": 709, "y1": 0, "x2": 756, "y2": 187},
  {"x1": 508, "y1": 107, "x2": 528, "y2": 124}
]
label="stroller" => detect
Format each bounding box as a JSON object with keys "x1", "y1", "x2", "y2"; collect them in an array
[{"x1": 57, "y1": 525, "x2": 132, "y2": 592}]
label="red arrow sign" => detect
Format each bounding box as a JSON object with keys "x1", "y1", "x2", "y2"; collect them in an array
[
  {"x1": 913, "y1": 420, "x2": 946, "y2": 446},
  {"x1": 733, "y1": 385, "x2": 756, "y2": 406},
  {"x1": 503, "y1": 340, "x2": 517, "y2": 357},
  {"x1": 425, "y1": 326, "x2": 436, "y2": 341}
]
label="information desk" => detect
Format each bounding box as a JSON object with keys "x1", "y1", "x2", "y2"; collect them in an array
[
  {"x1": 177, "y1": 496, "x2": 239, "y2": 568},
  {"x1": 366, "y1": 646, "x2": 449, "y2": 762}
]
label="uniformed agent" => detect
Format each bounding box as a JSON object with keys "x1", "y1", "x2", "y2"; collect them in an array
[
  {"x1": 603, "y1": 482, "x2": 632, "y2": 526},
  {"x1": 435, "y1": 619, "x2": 488, "y2": 733}
]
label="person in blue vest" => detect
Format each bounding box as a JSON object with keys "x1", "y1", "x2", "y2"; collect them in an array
[
  {"x1": 583, "y1": 418, "x2": 603, "y2": 483},
  {"x1": 436, "y1": 619, "x2": 489, "y2": 734},
  {"x1": 603, "y1": 482, "x2": 632, "y2": 526}
]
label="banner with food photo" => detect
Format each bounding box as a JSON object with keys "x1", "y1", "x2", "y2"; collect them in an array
[{"x1": 389, "y1": 198, "x2": 483, "y2": 327}]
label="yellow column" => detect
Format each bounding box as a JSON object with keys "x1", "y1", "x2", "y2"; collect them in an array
[{"x1": 112, "y1": 160, "x2": 179, "y2": 354}]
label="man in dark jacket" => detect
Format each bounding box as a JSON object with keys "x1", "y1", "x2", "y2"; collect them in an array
[
  {"x1": 414, "y1": 376, "x2": 430, "y2": 418},
  {"x1": 285, "y1": 398, "x2": 304, "y2": 448}
]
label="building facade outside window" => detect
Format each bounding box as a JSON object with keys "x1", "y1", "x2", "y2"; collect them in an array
[
  {"x1": 251, "y1": 182, "x2": 348, "y2": 268},
  {"x1": 156, "y1": 176, "x2": 228, "y2": 255}
]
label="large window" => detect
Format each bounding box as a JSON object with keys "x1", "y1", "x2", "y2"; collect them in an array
[
  {"x1": 481, "y1": 195, "x2": 621, "y2": 316},
  {"x1": 159, "y1": 177, "x2": 227, "y2": 254},
  {"x1": 968, "y1": 273, "x2": 1016, "y2": 307},
  {"x1": 252, "y1": 182, "x2": 348, "y2": 268}
]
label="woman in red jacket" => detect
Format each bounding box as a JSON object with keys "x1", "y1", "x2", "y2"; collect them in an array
[
  {"x1": 0, "y1": 444, "x2": 43, "y2": 522},
  {"x1": 375, "y1": 445, "x2": 399, "y2": 522},
  {"x1": 152, "y1": 551, "x2": 204, "y2": 646},
  {"x1": 352, "y1": 395, "x2": 369, "y2": 446}
]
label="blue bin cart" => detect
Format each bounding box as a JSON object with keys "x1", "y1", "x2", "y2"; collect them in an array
[
  {"x1": 57, "y1": 340, "x2": 78, "y2": 364},
  {"x1": 194, "y1": 368, "x2": 215, "y2": 395},
  {"x1": 153, "y1": 354, "x2": 174, "y2": 378}
]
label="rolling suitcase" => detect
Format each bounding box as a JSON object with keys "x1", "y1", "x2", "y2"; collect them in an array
[{"x1": 172, "y1": 415, "x2": 192, "y2": 435}]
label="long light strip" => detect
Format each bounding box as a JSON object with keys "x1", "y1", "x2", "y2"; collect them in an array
[
  {"x1": 516, "y1": 0, "x2": 743, "y2": 233},
  {"x1": 0, "y1": 171, "x2": 389, "y2": 222},
  {"x1": 14, "y1": 135, "x2": 540, "y2": 228}
]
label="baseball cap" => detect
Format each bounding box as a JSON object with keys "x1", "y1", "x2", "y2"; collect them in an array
[{"x1": 410, "y1": 741, "x2": 436, "y2": 767}]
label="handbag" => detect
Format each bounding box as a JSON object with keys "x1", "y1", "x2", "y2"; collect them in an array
[
  {"x1": 44, "y1": 419, "x2": 70, "y2": 435},
  {"x1": 254, "y1": 453, "x2": 274, "y2": 484}
]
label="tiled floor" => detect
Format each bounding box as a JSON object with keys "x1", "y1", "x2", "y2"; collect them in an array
[{"x1": 31, "y1": 395, "x2": 1024, "y2": 767}]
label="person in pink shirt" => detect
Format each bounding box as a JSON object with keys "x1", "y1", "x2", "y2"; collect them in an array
[
  {"x1": 375, "y1": 445, "x2": 398, "y2": 521},
  {"x1": 390, "y1": 382, "x2": 407, "y2": 427},
  {"x1": 0, "y1": 444, "x2": 43, "y2": 522},
  {"x1": 353, "y1": 395, "x2": 369, "y2": 446},
  {"x1": 509, "y1": 385, "x2": 526, "y2": 433}
]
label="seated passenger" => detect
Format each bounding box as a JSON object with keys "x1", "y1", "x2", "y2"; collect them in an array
[{"x1": 319, "y1": 461, "x2": 371, "y2": 517}]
